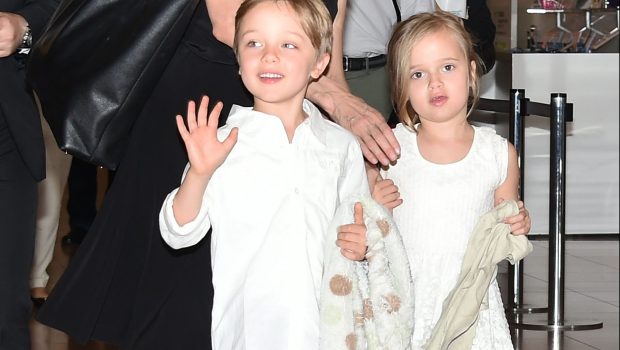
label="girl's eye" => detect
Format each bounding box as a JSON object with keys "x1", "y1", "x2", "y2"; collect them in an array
[
  {"x1": 248, "y1": 40, "x2": 262, "y2": 48},
  {"x1": 411, "y1": 71, "x2": 425, "y2": 80},
  {"x1": 442, "y1": 64, "x2": 455, "y2": 72},
  {"x1": 283, "y1": 43, "x2": 296, "y2": 49}
]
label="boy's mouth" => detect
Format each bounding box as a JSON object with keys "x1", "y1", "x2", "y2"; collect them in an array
[{"x1": 259, "y1": 73, "x2": 283, "y2": 79}]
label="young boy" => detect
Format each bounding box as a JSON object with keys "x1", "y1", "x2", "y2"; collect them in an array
[{"x1": 159, "y1": 0, "x2": 369, "y2": 349}]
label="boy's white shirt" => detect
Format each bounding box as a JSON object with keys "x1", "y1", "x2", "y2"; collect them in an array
[{"x1": 159, "y1": 99, "x2": 369, "y2": 350}]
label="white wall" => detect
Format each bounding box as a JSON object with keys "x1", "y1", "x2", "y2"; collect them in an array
[{"x1": 512, "y1": 53, "x2": 619, "y2": 235}]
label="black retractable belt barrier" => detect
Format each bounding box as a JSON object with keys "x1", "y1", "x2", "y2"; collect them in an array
[
  {"x1": 475, "y1": 91, "x2": 603, "y2": 338},
  {"x1": 476, "y1": 90, "x2": 547, "y2": 322}
]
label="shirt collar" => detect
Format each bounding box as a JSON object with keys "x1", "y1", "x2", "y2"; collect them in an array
[{"x1": 226, "y1": 99, "x2": 329, "y2": 147}]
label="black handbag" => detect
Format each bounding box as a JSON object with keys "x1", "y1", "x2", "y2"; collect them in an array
[{"x1": 27, "y1": 0, "x2": 199, "y2": 170}]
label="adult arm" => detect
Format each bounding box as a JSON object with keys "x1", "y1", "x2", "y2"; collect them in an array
[
  {"x1": 306, "y1": 0, "x2": 400, "y2": 166},
  {"x1": 0, "y1": 0, "x2": 60, "y2": 57},
  {"x1": 206, "y1": 0, "x2": 244, "y2": 48}
]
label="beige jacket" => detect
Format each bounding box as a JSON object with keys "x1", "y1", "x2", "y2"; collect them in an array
[{"x1": 425, "y1": 200, "x2": 533, "y2": 350}]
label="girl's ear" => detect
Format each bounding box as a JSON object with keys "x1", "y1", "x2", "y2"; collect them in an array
[
  {"x1": 310, "y1": 53, "x2": 331, "y2": 80},
  {"x1": 469, "y1": 59, "x2": 477, "y2": 85}
]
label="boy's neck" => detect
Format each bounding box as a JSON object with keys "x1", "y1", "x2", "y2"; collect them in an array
[{"x1": 253, "y1": 96, "x2": 308, "y2": 143}]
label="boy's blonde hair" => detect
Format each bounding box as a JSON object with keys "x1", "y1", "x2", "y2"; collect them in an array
[
  {"x1": 387, "y1": 10, "x2": 483, "y2": 130},
  {"x1": 234, "y1": 0, "x2": 333, "y2": 56}
]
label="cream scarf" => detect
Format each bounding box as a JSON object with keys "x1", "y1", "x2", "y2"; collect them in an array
[{"x1": 320, "y1": 196, "x2": 414, "y2": 350}]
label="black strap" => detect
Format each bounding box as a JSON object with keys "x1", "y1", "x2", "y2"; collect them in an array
[{"x1": 391, "y1": 0, "x2": 401, "y2": 22}]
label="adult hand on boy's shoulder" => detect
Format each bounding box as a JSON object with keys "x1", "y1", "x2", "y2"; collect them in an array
[
  {"x1": 337, "y1": 202, "x2": 367, "y2": 261},
  {"x1": 306, "y1": 75, "x2": 400, "y2": 166},
  {"x1": 331, "y1": 93, "x2": 399, "y2": 166}
]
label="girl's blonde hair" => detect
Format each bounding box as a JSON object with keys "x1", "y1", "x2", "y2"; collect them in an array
[
  {"x1": 234, "y1": 0, "x2": 333, "y2": 56},
  {"x1": 387, "y1": 10, "x2": 483, "y2": 130}
]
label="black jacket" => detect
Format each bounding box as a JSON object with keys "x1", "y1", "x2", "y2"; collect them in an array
[{"x1": 0, "y1": 0, "x2": 59, "y2": 181}]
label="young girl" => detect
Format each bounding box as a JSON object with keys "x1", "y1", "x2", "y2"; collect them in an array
[
  {"x1": 159, "y1": 0, "x2": 369, "y2": 349},
  {"x1": 372, "y1": 11, "x2": 531, "y2": 349}
]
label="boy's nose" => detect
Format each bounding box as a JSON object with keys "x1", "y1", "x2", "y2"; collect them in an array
[{"x1": 262, "y1": 46, "x2": 279, "y2": 63}]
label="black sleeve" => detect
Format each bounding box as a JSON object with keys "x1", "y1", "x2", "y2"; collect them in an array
[
  {"x1": 464, "y1": 0, "x2": 496, "y2": 74},
  {"x1": 15, "y1": 0, "x2": 61, "y2": 39}
]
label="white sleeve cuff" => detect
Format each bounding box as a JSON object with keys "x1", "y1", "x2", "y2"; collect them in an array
[{"x1": 159, "y1": 188, "x2": 212, "y2": 249}]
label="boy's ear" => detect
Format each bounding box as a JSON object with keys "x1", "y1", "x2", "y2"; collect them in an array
[{"x1": 310, "y1": 53, "x2": 331, "y2": 80}]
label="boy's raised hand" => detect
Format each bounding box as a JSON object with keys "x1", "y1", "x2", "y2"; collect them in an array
[
  {"x1": 176, "y1": 96, "x2": 238, "y2": 177},
  {"x1": 337, "y1": 202, "x2": 367, "y2": 261}
]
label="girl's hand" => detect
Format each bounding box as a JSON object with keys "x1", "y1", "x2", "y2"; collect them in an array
[
  {"x1": 371, "y1": 173, "x2": 403, "y2": 212},
  {"x1": 176, "y1": 96, "x2": 238, "y2": 177},
  {"x1": 503, "y1": 200, "x2": 531, "y2": 236},
  {"x1": 337, "y1": 202, "x2": 367, "y2": 261}
]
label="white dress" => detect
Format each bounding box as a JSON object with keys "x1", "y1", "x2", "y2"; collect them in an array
[{"x1": 382, "y1": 124, "x2": 514, "y2": 350}]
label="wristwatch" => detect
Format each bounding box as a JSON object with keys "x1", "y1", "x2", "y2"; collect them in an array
[{"x1": 17, "y1": 24, "x2": 32, "y2": 55}]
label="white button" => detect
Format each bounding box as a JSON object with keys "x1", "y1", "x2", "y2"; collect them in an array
[{"x1": 294, "y1": 188, "x2": 300, "y2": 194}]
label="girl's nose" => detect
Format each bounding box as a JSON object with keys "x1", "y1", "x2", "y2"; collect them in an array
[{"x1": 428, "y1": 74, "x2": 443, "y2": 89}]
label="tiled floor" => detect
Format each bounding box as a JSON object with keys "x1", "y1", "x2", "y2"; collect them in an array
[
  {"x1": 507, "y1": 240, "x2": 619, "y2": 350},
  {"x1": 28, "y1": 175, "x2": 619, "y2": 349}
]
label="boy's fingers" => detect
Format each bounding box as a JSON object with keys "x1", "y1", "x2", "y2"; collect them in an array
[
  {"x1": 197, "y1": 96, "x2": 210, "y2": 127},
  {"x1": 338, "y1": 242, "x2": 364, "y2": 259},
  {"x1": 337, "y1": 231, "x2": 364, "y2": 243},
  {"x1": 186, "y1": 100, "x2": 197, "y2": 131},
  {"x1": 354, "y1": 202, "x2": 364, "y2": 225},
  {"x1": 340, "y1": 249, "x2": 362, "y2": 261},
  {"x1": 176, "y1": 115, "x2": 189, "y2": 140},
  {"x1": 208, "y1": 101, "x2": 224, "y2": 128},
  {"x1": 223, "y1": 127, "x2": 239, "y2": 151}
]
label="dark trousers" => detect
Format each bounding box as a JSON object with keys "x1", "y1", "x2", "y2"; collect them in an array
[
  {"x1": 66, "y1": 158, "x2": 114, "y2": 235},
  {"x1": 0, "y1": 141, "x2": 37, "y2": 350},
  {"x1": 67, "y1": 158, "x2": 98, "y2": 234}
]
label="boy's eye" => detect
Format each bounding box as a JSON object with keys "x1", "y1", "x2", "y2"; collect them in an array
[
  {"x1": 411, "y1": 71, "x2": 425, "y2": 80},
  {"x1": 442, "y1": 64, "x2": 455, "y2": 72},
  {"x1": 248, "y1": 40, "x2": 263, "y2": 48},
  {"x1": 283, "y1": 43, "x2": 296, "y2": 49}
]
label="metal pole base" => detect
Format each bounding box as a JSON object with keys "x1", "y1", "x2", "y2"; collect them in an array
[
  {"x1": 512, "y1": 329, "x2": 574, "y2": 350},
  {"x1": 508, "y1": 304, "x2": 548, "y2": 314},
  {"x1": 513, "y1": 319, "x2": 603, "y2": 331}
]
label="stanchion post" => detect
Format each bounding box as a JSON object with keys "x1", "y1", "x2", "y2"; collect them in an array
[
  {"x1": 508, "y1": 89, "x2": 526, "y2": 311},
  {"x1": 517, "y1": 93, "x2": 602, "y2": 331},
  {"x1": 548, "y1": 93, "x2": 568, "y2": 326},
  {"x1": 507, "y1": 89, "x2": 547, "y2": 316}
]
